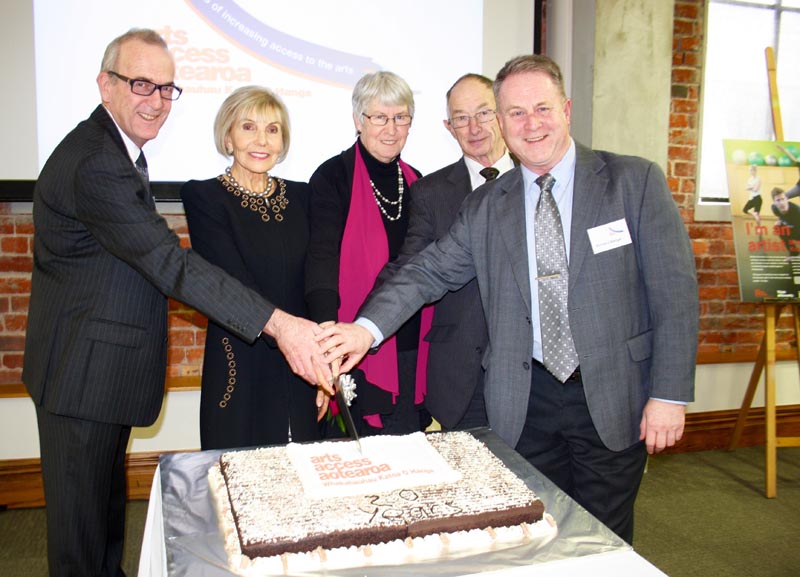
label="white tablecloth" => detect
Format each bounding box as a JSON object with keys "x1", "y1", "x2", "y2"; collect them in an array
[{"x1": 138, "y1": 429, "x2": 667, "y2": 577}]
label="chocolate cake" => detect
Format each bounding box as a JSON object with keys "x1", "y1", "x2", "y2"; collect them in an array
[{"x1": 209, "y1": 431, "x2": 556, "y2": 573}]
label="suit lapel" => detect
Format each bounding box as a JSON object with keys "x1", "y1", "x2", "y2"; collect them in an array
[
  {"x1": 91, "y1": 105, "x2": 154, "y2": 206},
  {"x1": 91, "y1": 105, "x2": 128, "y2": 157},
  {"x1": 569, "y1": 144, "x2": 609, "y2": 289},
  {"x1": 496, "y1": 168, "x2": 532, "y2": 312},
  {"x1": 447, "y1": 158, "x2": 471, "y2": 194}
]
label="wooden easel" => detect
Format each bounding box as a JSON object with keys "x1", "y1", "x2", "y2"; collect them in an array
[
  {"x1": 727, "y1": 48, "x2": 800, "y2": 498},
  {"x1": 727, "y1": 303, "x2": 800, "y2": 497}
]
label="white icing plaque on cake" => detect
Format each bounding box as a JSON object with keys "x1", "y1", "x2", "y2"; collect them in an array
[{"x1": 287, "y1": 432, "x2": 462, "y2": 499}]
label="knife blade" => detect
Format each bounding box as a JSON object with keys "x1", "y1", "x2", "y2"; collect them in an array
[{"x1": 336, "y1": 374, "x2": 362, "y2": 454}]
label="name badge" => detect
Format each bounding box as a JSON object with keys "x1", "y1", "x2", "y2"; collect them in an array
[{"x1": 587, "y1": 219, "x2": 632, "y2": 254}]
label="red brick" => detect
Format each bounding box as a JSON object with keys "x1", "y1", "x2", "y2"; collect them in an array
[
  {"x1": 168, "y1": 329, "x2": 196, "y2": 347},
  {"x1": 186, "y1": 347, "x2": 205, "y2": 364},
  {"x1": 0, "y1": 336, "x2": 26, "y2": 351},
  {"x1": 15, "y1": 220, "x2": 34, "y2": 235},
  {"x1": 0, "y1": 237, "x2": 28, "y2": 254},
  {"x1": 0, "y1": 370, "x2": 23, "y2": 384},
  {"x1": 2, "y1": 353, "x2": 23, "y2": 369},
  {"x1": 672, "y1": 68, "x2": 698, "y2": 84},
  {"x1": 0, "y1": 256, "x2": 33, "y2": 273},
  {"x1": 0, "y1": 278, "x2": 31, "y2": 294},
  {"x1": 673, "y1": 19, "x2": 695, "y2": 36},
  {"x1": 672, "y1": 99, "x2": 698, "y2": 114},
  {"x1": 11, "y1": 296, "x2": 29, "y2": 312},
  {"x1": 3, "y1": 314, "x2": 27, "y2": 332}
]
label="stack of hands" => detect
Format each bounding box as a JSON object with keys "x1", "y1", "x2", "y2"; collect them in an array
[{"x1": 264, "y1": 310, "x2": 373, "y2": 420}]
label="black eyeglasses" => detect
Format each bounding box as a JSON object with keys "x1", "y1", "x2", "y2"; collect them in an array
[
  {"x1": 108, "y1": 71, "x2": 183, "y2": 101},
  {"x1": 361, "y1": 113, "x2": 413, "y2": 127}
]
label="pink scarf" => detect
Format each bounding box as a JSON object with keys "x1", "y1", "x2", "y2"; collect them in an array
[{"x1": 338, "y1": 142, "x2": 433, "y2": 428}]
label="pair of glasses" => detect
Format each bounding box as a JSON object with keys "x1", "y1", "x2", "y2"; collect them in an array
[
  {"x1": 108, "y1": 71, "x2": 183, "y2": 101},
  {"x1": 448, "y1": 109, "x2": 496, "y2": 129},
  {"x1": 362, "y1": 113, "x2": 413, "y2": 127}
]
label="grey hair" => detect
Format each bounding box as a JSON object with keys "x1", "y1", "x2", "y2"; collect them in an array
[
  {"x1": 351, "y1": 71, "x2": 415, "y2": 119},
  {"x1": 493, "y1": 54, "x2": 567, "y2": 101},
  {"x1": 213, "y1": 86, "x2": 291, "y2": 163},
  {"x1": 100, "y1": 28, "x2": 170, "y2": 73}
]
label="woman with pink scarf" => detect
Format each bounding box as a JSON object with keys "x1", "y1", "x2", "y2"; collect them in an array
[{"x1": 306, "y1": 71, "x2": 432, "y2": 436}]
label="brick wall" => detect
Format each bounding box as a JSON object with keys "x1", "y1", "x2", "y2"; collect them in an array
[
  {"x1": 671, "y1": 0, "x2": 788, "y2": 361},
  {"x1": 0, "y1": 1, "x2": 781, "y2": 389}
]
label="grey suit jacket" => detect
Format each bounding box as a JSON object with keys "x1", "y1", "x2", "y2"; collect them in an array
[
  {"x1": 381, "y1": 158, "x2": 488, "y2": 428},
  {"x1": 23, "y1": 106, "x2": 273, "y2": 427},
  {"x1": 360, "y1": 143, "x2": 698, "y2": 451}
]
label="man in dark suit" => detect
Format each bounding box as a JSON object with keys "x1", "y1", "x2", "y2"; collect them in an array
[
  {"x1": 22, "y1": 29, "x2": 331, "y2": 577},
  {"x1": 320, "y1": 54, "x2": 698, "y2": 544},
  {"x1": 382, "y1": 74, "x2": 512, "y2": 429}
]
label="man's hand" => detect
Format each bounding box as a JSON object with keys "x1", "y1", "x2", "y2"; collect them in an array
[
  {"x1": 316, "y1": 322, "x2": 374, "y2": 374},
  {"x1": 316, "y1": 388, "x2": 331, "y2": 422},
  {"x1": 639, "y1": 399, "x2": 686, "y2": 454},
  {"x1": 263, "y1": 308, "x2": 333, "y2": 394}
]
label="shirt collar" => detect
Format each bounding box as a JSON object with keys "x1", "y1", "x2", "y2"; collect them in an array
[
  {"x1": 521, "y1": 139, "x2": 577, "y2": 198},
  {"x1": 103, "y1": 105, "x2": 143, "y2": 164},
  {"x1": 464, "y1": 150, "x2": 514, "y2": 189}
]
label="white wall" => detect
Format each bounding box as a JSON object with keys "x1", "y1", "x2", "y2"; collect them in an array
[{"x1": 4, "y1": 366, "x2": 800, "y2": 460}]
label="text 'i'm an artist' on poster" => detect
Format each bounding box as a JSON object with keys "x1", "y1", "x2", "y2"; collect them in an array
[{"x1": 724, "y1": 139, "x2": 800, "y2": 302}]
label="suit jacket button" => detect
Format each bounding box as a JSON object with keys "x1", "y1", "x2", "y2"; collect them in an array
[{"x1": 523, "y1": 361, "x2": 530, "y2": 370}]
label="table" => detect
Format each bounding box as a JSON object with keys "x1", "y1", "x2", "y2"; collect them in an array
[{"x1": 138, "y1": 428, "x2": 667, "y2": 576}]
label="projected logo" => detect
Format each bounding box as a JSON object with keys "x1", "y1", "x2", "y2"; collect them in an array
[{"x1": 186, "y1": 0, "x2": 379, "y2": 87}]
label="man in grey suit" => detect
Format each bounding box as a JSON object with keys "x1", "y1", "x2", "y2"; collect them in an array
[
  {"x1": 382, "y1": 73, "x2": 512, "y2": 429},
  {"x1": 23, "y1": 29, "x2": 331, "y2": 577},
  {"x1": 320, "y1": 54, "x2": 698, "y2": 544}
]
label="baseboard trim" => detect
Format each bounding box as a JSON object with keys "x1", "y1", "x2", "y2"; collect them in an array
[
  {"x1": 661, "y1": 403, "x2": 800, "y2": 454},
  {"x1": 2, "y1": 405, "x2": 800, "y2": 508},
  {"x1": 0, "y1": 450, "x2": 190, "y2": 509}
]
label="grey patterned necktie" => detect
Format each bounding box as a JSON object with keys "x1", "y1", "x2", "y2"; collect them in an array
[{"x1": 534, "y1": 173, "x2": 579, "y2": 382}]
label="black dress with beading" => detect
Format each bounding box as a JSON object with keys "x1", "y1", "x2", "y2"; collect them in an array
[{"x1": 181, "y1": 176, "x2": 319, "y2": 449}]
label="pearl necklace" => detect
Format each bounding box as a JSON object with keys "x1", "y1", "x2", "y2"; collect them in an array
[
  {"x1": 370, "y1": 163, "x2": 403, "y2": 222},
  {"x1": 219, "y1": 167, "x2": 289, "y2": 222}
]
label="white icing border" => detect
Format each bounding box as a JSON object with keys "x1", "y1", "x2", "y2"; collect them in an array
[{"x1": 209, "y1": 465, "x2": 558, "y2": 576}]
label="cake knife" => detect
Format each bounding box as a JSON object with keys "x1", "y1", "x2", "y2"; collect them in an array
[{"x1": 336, "y1": 374, "x2": 362, "y2": 454}]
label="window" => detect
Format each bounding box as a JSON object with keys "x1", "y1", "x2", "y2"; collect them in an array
[{"x1": 697, "y1": 0, "x2": 800, "y2": 208}]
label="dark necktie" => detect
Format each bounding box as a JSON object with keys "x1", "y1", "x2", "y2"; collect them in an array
[
  {"x1": 534, "y1": 173, "x2": 579, "y2": 382},
  {"x1": 480, "y1": 166, "x2": 499, "y2": 182},
  {"x1": 135, "y1": 151, "x2": 154, "y2": 207}
]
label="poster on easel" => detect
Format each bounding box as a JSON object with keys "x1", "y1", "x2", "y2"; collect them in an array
[{"x1": 724, "y1": 139, "x2": 800, "y2": 302}]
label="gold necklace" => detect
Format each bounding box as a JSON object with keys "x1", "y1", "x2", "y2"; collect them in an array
[{"x1": 218, "y1": 168, "x2": 289, "y2": 222}]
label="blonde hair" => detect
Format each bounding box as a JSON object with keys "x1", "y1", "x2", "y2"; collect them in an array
[
  {"x1": 494, "y1": 54, "x2": 567, "y2": 101},
  {"x1": 213, "y1": 86, "x2": 291, "y2": 163}
]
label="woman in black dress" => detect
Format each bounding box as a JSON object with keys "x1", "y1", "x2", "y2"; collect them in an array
[
  {"x1": 306, "y1": 71, "x2": 432, "y2": 436},
  {"x1": 181, "y1": 86, "x2": 326, "y2": 449}
]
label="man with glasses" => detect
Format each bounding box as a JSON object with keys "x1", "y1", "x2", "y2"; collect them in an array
[
  {"x1": 23, "y1": 28, "x2": 332, "y2": 577},
  {"x1": 380, "y1": 73, "x2": 511, "y2": 431},
  {"x1": 320, "y1": 54, "x2": 698, "y2": 544}
]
